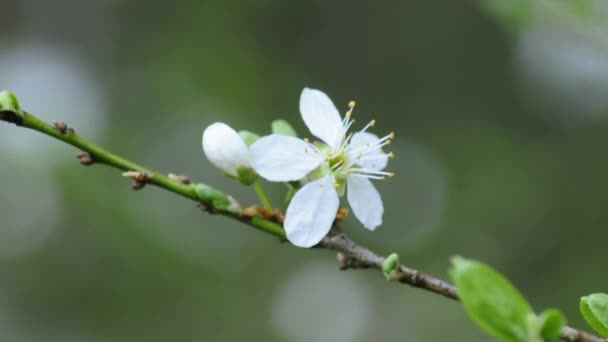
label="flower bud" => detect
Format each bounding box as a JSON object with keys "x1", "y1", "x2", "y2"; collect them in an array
[
  {"x1": 382, "y1": 253, "x2": 400, "y2": 281},
  {"x1": 202, "y1": 122, "x2": 253, "y2": 179}
]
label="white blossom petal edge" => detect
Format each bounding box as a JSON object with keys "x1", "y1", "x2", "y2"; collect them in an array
[
  {"x1": 347, "y1": 175, "x2": 383, "y2": 230},
  {"x1": 202, "y1": 122, "x2": 250, "y2": 177},
  {"x1": 284, "y1": 175, "x2": 339, "y2": 248}
]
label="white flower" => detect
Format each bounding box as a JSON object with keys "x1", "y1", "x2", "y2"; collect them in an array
[
  {"x1": 202, "y1": 122, "x2": 251, "y2": 178},
  {"x1": 250, "y1": 87, "x2": 394, "y2": 247}
]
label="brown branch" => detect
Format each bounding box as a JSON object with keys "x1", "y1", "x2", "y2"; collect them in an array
[{"x1": 319, "y1": 230, "x2": 602, "y2": 342}]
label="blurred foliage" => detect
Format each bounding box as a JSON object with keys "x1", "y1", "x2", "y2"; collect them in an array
[{"x1": 1, "y1": 0, "x2": 608, "y2": 341}]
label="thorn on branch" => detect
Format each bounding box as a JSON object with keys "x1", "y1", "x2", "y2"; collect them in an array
[
  {"x1": 168, "y1": 173, "x2": 191, "y2": 184},
  {"x1": 122, "y1": 171, "x2": 151, "y2": 190},
  {"x1": 77, "y1": 152, "x2": 95, "y2": 166}
]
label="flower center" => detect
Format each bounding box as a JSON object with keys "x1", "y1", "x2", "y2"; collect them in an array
[{"x1": 328, "y1": 153, "x2": 347, "y2": 169}]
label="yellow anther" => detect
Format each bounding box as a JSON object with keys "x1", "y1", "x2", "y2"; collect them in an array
[
  {"x1": 348, "y1": 100, "x2": 356, "y2": 108},
  {"x1": 388, "y1": 152, "x2": 395, "y2": 159},
  {"x1": 304, "y1": 137, "x2": 310, "y2": 143},
  {"x1": 389, "y1": 132, "x2": 395, "y2": 139},
  {"x1": 333, "y1": 182, "x2": 340, "y2": 188},
  {"x1": 370, "y1": 119, "x2": 376, "y2": 127},
  {"x1": 389, "y1": 172, "x2": 395, "y2": 178},
  {"x1": 386, "y1": 140, "x2": 392, "y2": 145}
]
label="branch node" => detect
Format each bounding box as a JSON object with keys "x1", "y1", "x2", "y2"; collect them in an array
[
  {"x1": 337, "y1": 252, "x2": 349, "y2": 270},
  {"x1": 243, "y1": 206, "x2": 285, "y2": 223},
  {"x1": 336, "y1": 208, "x2": 349, "y2": 221},
  {"x1": 53, "y1": 121, "x2": 68, "y2": 134},
  {"x1": 53, "y1": 121, "x2": 76, "y2": 135},
  {"x1": 168, "y1": 173, "x2": 191, "y2": 184},
  {"x1": 196, "y1": 203, "x2": 215, "y2": 214},
  {"x1": 122, "y1": 171, "x2": 152, "y2": 190},
  {"x1": 131, "y1": 181, "x2": 146, "y2": 190},
  {"x1": 77, "y1": 152, "x2": 95, "y2": 166}
]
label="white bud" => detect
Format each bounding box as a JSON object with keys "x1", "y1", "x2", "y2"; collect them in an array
[{"x1": 202, "y1": 122, "x2": 250, "y2": 177}]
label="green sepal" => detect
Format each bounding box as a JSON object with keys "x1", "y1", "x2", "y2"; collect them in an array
[
  {"x1": 580, "y1": 293, "x2": 608, "y2": 337},
  {"x1": 535, "y1": 309, "x2": 566, "y2": 342},
  {"x1": 236, "y1": 166, "x2": 258, "y2": 186},
  {"x1": 308, "y1": 163, "x2": 330, "y2": 182},
  {"x1": 450, "y1": 256, "x2": 534, "y2": 342},
  {"x1": 193, "y1": 183, "x2": 231, "y2": 210},
  {"x1": 284, "y1": 182, "x2": 299, "y2": 204},
  {"x1": 239, "y1": 130, "x2": 260, "y2": 147},
  {"x1": 271, "y1": 119, "x2": 297, "y2": 137},
  {"x1": 0, "y1": 90, "x2": 21, "y2": 113},
  {"x1": 382, "y1": 253, "x2": 400, "y2": 281}
]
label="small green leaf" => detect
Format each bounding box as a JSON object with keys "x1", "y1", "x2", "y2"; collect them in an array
[
  {"x1": 537, "y1": 309, "x2": 566, "y2": 341},
  {"x1": 580, "y1": 293, "x2": 608, "y2": 337},
  {"x1": 239, "y1": 130, "x2": 260, "y2": 147},
  {"x1": 271, "y1": 119, "x2": 297, "y2": 137},
  {"x1": 0, "y1": 90, "x2": 21, "y2": 113},
  {"x1": 193, "y1": 183, "x2": 231, "y2": 210},
  {"x1": 450, "y1": 256, "x2": 533, "y2": 342},
  {"x1": 382, "y1": 253, "x2": 400, "y2": 281}
]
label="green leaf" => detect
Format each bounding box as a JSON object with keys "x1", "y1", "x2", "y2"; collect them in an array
[
  {"x1": 537, "y1": 309, "x2": 566, "y2": 341},
  {"x1": 193, "y1": 183, "x2": 231, "y2": 210},
  {"x1": 580, "y1": 293, "x2": 608, "y2": 337},
  {"x1": 0, "y1": 90, "x2": 21, "y2": 113},
  {"x1": 238, "y1": 130, "x2": 260, "y2": 147},
  {"x1": 450, "y1": 256, "x2": 534, "y2": 342},
  {"x1": 271, "y1": 119, "x2": 297, "y2": 137}
]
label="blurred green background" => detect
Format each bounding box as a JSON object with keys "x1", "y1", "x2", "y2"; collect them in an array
[{"x1": 1, "y1": 0, "x2": 607, "y2": 341}]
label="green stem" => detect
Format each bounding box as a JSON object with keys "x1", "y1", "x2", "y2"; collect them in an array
[
  {"x1": 253, "y1": 180, "x2": 274, "y2": 210},
  {"x1": 4, "y1": 110, "x2": 286, "y2": 239}
]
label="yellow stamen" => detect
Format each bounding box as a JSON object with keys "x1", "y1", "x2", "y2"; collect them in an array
[
  {"x1": 348, "y1": 100, "x2": 356, "y2": 108},
  {"x1": 389, "y1": 132, "x2": 395, "y2": 139},
  {"x1": 389, "y1": 172, "x2": 395, "y2": 178},
  {"x1": 370, "y1": 119, "x2": 376, "y2": 127},
  {"x1": 388, "y1": 152, "x2": 395, "y2": 159}
]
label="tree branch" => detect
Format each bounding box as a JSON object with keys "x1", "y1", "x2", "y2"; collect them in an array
[{"x1": 0, "y1": 109, "x2": 601, "y2": 342}]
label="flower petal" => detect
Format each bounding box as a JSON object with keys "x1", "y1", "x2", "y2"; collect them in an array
[
  {"x1": 347, "y1": 175, "x2": 383, "y2": 230},
  {"x1": 250, "y1": 135, "x2": 324, "y2": 182},
  {"x1": 347, "y1": 132, "x2": 389, "y2": 171},
  {"x1": 202, "y1": 122, "x2": 250, "y2": 176},
  {"x1": 299, "y1": 87, "x2": 344, "y2": 149},
  {"x1": 284, "y1": 175, "x2": 339, "y2": 247}
]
